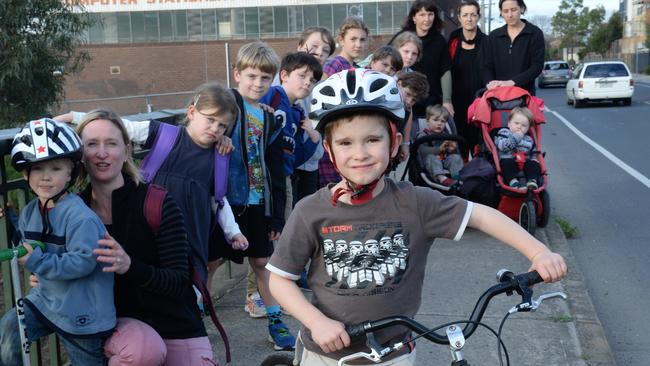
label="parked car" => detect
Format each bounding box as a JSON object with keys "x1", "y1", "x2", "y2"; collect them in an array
[
  {"x1": 565, "y1": 61, "x2": 634, "y2": 108},
  {"x1": 538, "y1": 60, "x2": 571, "y2": 88}
]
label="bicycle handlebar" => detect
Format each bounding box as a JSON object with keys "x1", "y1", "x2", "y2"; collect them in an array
[{"x1": 345, "y1": 270, "x2": 544, "y2": 345}]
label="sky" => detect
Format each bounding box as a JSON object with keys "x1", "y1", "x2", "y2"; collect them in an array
[{"x1": 485, "y1": 0, "x2": 621, "y2": 29}]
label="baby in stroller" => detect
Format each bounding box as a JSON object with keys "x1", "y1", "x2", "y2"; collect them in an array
[
  {"x1": 416, "y1": 104, "x2": 463, "y2": 187},
  {"x1": 494, "y1": 107, "x2": 541, "y2": 190}
]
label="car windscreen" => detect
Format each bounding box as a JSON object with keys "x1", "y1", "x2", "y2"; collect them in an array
[
  {"x1": 545, "y1": 63, "x2": 569, "y2": 70},
  {"x1": 583, "y1": 64, "x2": 629, "y2": 78}
]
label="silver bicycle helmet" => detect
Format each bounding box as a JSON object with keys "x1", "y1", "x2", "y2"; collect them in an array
[
  {"x1": 309, "y1": 69, "x2": 405, "y2": 133},
  {"x1": 11, "y1": 118, "x2": 82, "y2": 171}
]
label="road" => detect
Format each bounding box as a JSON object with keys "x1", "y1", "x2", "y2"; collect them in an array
[{"x1": 536, "y1": 78, "x2": 650, "y2": 365}]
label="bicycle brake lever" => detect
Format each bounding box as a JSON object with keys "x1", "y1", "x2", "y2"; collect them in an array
[{"x1": 509, "y1": 291, "x2": 567, "y2": 313}]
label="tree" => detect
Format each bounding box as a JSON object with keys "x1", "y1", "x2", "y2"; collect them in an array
[
  {"x1": 529, "y1": 15, "x2": 553, "y2": 36},
  {"x1": 551, "y1": 0, "x2": 605, "y2": 63},
  {"x1": 646, "y1": 19, "x2": 650, "y2": 50},
  {"x1": 0, "y1": 0, "x2": 91, "y2": 128},
  {"x1": 585, "y1": 11, "x2": 623, "y2": 57}
]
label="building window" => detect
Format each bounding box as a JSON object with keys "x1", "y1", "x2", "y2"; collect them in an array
[
  {"x1": 274, "y1": 6, "x2": 289, "y2": 37},
  {"x1": 103, "y1": 13, "x2": 118, "y2": 43},
  {"x1": 332, "y1": 4, "x2": 348, "y2": 30},
  {"x1": 288, "y1": 6, "x2": 303, "y2": 35},
  {"x1": 217, "y1": 9, "x2": 232, "y2": 38},
  {"x1": 393, "y1": 1, "x2": 407, "y2": 30},
  {"x1": 145, "y1": 12, "x2": 159, "y2": 42},
  {"x1": 259, "y1": 7, "x2": 274, "y2": 36},
  {"x1": 174, "y1": 10, "x2": 188, "y2": 41},
  {"x1": 202, "y1": 9, "x2": 217, "y2": 40},
  {"x1": 117, "y1": 12, "x2": 131, "y2": 43},
  {"x1": 232, "y1": 8, "x2": 245, "y2": 38},
  {"x1": 159, "y1": 11, "x2": 173, "y2": 42},
  {"x1": 187, "y1": 10, "x2": 202, "y2": 40},
  {"x1": 304, "y1": 5, "x2": 318, "y2": 29},
  {"x1": 131, "y1": 12, "x2": 145, "y2": 43},
  {"x1": 245, "y1": 8, "x2": 259, "y2": 38},
  {"x1": 363, "y1": 3, "x2": 378, "y2": 34},
  {"x1": 378, "y1": 2, "x2": 392, "y2": 34},
  {"x1": 318, "y1": 4, "x2": 333, "y2": 31}
]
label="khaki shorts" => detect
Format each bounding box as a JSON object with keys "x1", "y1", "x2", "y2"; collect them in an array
[{"x1": 294, "y1": 332, "x2": 416, "y2": 366}]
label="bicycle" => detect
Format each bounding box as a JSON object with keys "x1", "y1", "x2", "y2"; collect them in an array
[{"x1": 259, "y1": 269, "x2": 566, "y2": 366}]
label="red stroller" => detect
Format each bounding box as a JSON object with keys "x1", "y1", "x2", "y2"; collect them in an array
[{"x1": 468, "y1": 86, "x2": 550, "y2": 234}]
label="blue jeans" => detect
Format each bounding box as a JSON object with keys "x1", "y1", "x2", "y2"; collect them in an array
[{"x1": 0, "y1": 304, "x2": 107, "y2": 366}]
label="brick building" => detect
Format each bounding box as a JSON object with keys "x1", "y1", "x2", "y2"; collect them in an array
[{"x1": 61, "y1": 0, "x2": 461, "y2": 114}]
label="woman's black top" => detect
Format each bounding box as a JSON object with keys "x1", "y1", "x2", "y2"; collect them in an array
[
  {"x1": 483, "y1": 20, "x2": 545, "y2": 95},
  {"x1": 81, "y1": 178, "x2": 206, "y2": 339}
]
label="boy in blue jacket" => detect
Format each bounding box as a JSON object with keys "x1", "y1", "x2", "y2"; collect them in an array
[{"x1": 0, "y1": 119, "x2": 114, "y2": 365}]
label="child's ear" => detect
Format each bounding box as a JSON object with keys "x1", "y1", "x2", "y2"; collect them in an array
[
  {"x1": 21, "y1": 171, "x2": 28, "y2": 180},
  {"x1": 279, "y1": 70, "x2": 289, "y2": 84},
  {"x1": 391, "y1": 133, "x2": 403, "y2": 158},
  {"x1": 233, "y1": 68, "x2": 241, "y2": 83}
]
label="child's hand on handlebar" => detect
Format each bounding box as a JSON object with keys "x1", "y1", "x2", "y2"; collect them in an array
[
  {"x1": 310, "y1": 316, "x2": 351, "y2": 354},
  {"x1": 29, "y1": 274, "x2": 39, "y2": 288},
  {"x1": 529, "y1": 250, "x2": 567, "y2": 283}
]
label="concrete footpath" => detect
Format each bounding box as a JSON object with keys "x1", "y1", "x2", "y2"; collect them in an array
[{"x1": 204, "y1": 220, "x2": 616, "y2": 366}]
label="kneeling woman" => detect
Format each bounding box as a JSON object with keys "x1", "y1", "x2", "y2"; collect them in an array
[{"x1": 76, "y1": 109, "x2": 216, "y2": 366}]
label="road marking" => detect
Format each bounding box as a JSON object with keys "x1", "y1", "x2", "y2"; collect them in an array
[
  {"x1": 635, "y1": 82, "x2": 650, "y2": 88},
  {"x1": 547, "y1": 106, "x2": 650, "y2": 189}
]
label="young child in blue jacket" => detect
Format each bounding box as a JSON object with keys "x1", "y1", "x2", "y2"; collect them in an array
[{"x1": 0, "y1": 119, "x2": 114, "y2": 365}]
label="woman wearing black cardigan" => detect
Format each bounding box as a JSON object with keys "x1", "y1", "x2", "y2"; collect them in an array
[
  {"x1": 448, "y1": 0, "x2": 487, "y2": 158},
  {"x1": 483, "y1": 0, "x2": 545, "y2": 96}
]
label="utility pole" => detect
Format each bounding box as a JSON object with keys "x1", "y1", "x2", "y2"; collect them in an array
[
  {"x1": 480, "y1": 0, "x2": 486, "y2": 31},
  {"x1": 488, "y1": 0, "x2": 493, "y2": 33}
]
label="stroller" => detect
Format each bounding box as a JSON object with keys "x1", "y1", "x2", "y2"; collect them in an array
[
  {"x1": 401, "y1": 116, "x2": 466, "y2": 195},
  {"x1": 467, "y1": 86, "x2": 550, "y2": 234}
]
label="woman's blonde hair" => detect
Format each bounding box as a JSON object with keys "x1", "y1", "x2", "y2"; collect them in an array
[
  {"x1": 75, "y1": 108, "x2": 142, "y2": 187},
  {"x1": 392, "y1": 32, "x2": 423, "y2": 63}
]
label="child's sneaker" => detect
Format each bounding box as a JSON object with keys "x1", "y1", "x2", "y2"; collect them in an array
[
  {"x1": 508, "y1": 179, "x2": 522, "y2": 189},
  {"x1": 526, "y1": 179, "x2": 538, "y2": 190},
  {"x1": 244, "y1": 292, "x2": 266, "y2": 318},
  {"x1": 268, "y1": 319, "x2": 296, "y2": 351},
  {"x1": 439, "y1": 177, "x2": 458, "y2": 187}
]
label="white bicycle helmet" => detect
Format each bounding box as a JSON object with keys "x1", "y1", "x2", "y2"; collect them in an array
[
  {"x1": 309, "y1": 69, "x2": 405, "y2": 133},
  {"x1": 11, "y1": 118, "x2": 82, "y2": 171}
]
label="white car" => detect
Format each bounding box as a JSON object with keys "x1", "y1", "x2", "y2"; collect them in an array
[{"x1": 565, "y1": 61, "x2": 634, "y2": 108}]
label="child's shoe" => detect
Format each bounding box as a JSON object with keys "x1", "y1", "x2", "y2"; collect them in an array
[
  {"x1": 526, "y1": 179, "x2": 538, "y2": 190},
  {"x1": 268, "y1": 319, "x2": 296, "y2": 351},
  {"x1": 508, "y1": 179, "x2": 522, "y2": 189},
  {"x1": 439, "y1": 177, "x2": 458, "y2": 187},
  {"x1": 244, "y1": 292, "x2": 267, "y2": 318}
]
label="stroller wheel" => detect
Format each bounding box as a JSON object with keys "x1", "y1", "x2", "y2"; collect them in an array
[
  {"x1": 519, "y1": 200, "x2": 537, "y2": 235},
  {"x1": 536, "y1": 190, "x2": 551, "y2": 228},
  {"x1": 260, "y1": 352, "x2": 295, "y2": 366}
]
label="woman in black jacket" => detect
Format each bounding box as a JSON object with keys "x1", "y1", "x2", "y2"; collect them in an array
[
  {"x1": 76, "y1": 109, "x2": 216, "y2": 366},
  {"x1": 391, "y1": 0, "x2": 453, "y2": 119},
  {"x1": 448, "y1": 0, "x2": 487, "y2": 158},
  {"x1": 483, "y1": 0, "x2": 545, "y2": 95}
]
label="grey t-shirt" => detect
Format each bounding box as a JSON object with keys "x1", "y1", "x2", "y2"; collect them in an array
[{"x1": 267, "y1": 178, "x2": 472, "y2": 360}]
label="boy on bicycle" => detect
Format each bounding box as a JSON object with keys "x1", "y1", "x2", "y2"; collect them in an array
[{"x1": 267, "y1": 69, "x2": 566, "y2": 365}]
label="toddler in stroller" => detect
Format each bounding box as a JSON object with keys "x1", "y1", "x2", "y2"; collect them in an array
[
  {"x1": 494, "y1": 107, "x2": 542, "y2": 190},
  {"x1": 468, "y1": 86, "x2": 550, "y2": 234},
  {"x1": 414, "y1": 104, "x2": 464, "y2": 190}
]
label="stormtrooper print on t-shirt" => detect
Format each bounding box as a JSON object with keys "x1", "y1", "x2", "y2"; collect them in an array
[{"x1": 321, "y1": 222, "x2": 409, "y2": 289}]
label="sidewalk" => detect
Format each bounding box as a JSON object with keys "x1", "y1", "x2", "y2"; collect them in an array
[
  {"x1": 205, "y1": 221, "x2": 615, "y2": 366},
  {"x1": 633, "y1": 73, "x2": 650, "y2": 83}
]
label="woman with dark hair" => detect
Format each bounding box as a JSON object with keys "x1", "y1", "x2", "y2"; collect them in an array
[
  {"x1": 483, "y1": 0, "x2": 545, "y2": 95},
  {"x1": 448, "y1": 0, "x2": 487, "y2": 158},
  {"x1": 390, "y1": 0, "x2": 453, "y2": 121}
]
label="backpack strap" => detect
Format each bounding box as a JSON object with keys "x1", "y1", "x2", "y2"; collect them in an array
[
  {"x1": 192, "y1": 267, "x2": 231, "y2": 363},
  {"x1": 214, "y1": 151, "x2": 229, "y2": 208},
  {"x1": 140, "y1": 123, "x2": 181, "y2": 183},
  {"x1": 143, "y1": 184, "x2": 167, "y2": 235}
]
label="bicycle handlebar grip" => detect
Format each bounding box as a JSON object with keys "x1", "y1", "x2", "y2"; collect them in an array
[
  {"x1": 0, "y1": 242, "x2": 46, "y2": 262},
  {"x1": 345, "y1": 323, "x2": 367, "y2": 339},
  {"x1": 519, "y1": 271, "x2": 544, "y2": 286}
]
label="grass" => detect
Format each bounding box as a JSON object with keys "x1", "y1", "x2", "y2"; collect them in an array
[
  {"x1": 548, "y1": 314, "x2": 574, "y2": 323},
  {"x1": 554, "y1": 215, "x2": 580, "y2": 239},
  {"x1": 579, "y1": 352, "x2": 590, "y2": 360}
]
